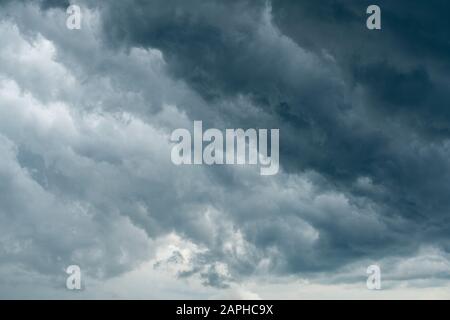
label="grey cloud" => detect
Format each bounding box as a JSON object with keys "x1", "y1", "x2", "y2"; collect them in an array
[
  {"x1": 93, "y1": 0, "x2": 450, "y2": 247},
  {"x1": 1, "y1": 0, "x2": 450, "y2": 298},
  {"x1": 0, "y1": 0, "x2": 68, "y2": 9}
]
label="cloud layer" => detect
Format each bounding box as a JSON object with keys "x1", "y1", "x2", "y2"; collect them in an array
[{"x1": 1, "y1": 0, "x2": 450, "y2": 298}]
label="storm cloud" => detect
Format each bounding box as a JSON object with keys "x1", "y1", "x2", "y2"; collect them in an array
[{"x1": 1, "y1": 0, "x2": 450, "y2": 298}]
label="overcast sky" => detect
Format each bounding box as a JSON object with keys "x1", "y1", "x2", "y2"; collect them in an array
[{"x1": 1, "y1": 0, "x2": 450, "y2": 299}]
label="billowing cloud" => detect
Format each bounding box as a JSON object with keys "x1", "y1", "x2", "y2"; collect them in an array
[{"x1": 1, "y1": 0, "x2": 450, "y2": 299}]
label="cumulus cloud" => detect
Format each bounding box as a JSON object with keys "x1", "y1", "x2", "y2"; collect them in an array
[{"x1": 1, "y1": 0, "x2": 449, "y2": 299}]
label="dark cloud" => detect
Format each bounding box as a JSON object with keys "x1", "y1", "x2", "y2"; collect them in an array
[
  {"x1": 1, "y1": 0, "x2": 450, "y2": 297},
  {"x1": 93, "y1": 0, "x2": 450, "y2": 271},
  {"x1": 0, "y1": 0, "x2": 69, "y2": 9}
]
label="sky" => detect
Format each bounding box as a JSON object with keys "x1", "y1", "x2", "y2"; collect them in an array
[{"x1": 1, "y1": 0, "x2": 450, "y2": 299}]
